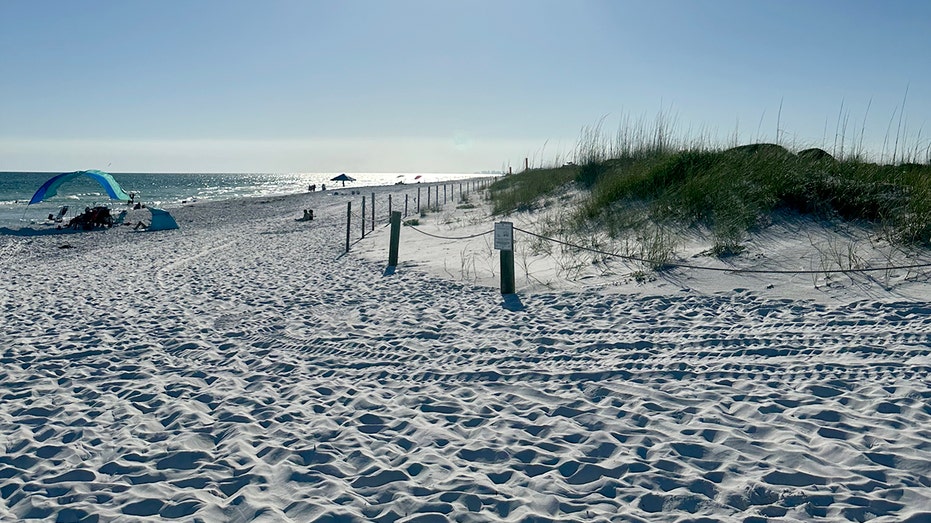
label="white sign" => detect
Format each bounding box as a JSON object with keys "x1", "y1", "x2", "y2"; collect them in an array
[{"x1": 494, "y1": 222, "x2": 513, "y2": 251}]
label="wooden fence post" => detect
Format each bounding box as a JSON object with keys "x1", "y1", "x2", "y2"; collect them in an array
[
  {"x1": 345, "y1": 201, "x2": 351, "y2": 252},
  {"x1": 405, "y1": 194, "x2": 409, "y2": 216},
  {"x1": 417, "y1": 187, "x2": 421, "y2": 213},
  {"x1": 501, "y1": 249, "x2": 515, "y2": 294},
  {"x1": 361, "y1": 196, "x2": 366, "y2": 238},
  {"x1": 371, "y1": 192, "x2": 375, "y2": 232},
  {"x1": 388, "y1": 211, "x2": 401, "y2": 267}
]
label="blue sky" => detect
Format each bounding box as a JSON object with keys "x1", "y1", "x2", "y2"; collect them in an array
[{"x1": 2, "y1": 0, "x2": 930, "y2": 173}]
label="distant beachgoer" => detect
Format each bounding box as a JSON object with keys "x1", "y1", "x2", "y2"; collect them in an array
[
  {"x1": 129, "y1": 192, "x2": 135, "y2": 204},
  {"x1": 309, "y1": 209, "x2": 314, "y2": 221},
  {"x1": 321, "y1": 184, "x2": 326, "y2": 191}
]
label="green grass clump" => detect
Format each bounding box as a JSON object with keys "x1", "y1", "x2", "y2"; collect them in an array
[
  {"x1": 490, "y1": 142, "x2": 931, "y2": 254},
  {"x1": 488, "y1": 165, "x2": 578, "y2": 214}
]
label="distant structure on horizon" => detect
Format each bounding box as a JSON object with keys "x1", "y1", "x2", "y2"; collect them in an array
[{"x1": 475, "y1": 170, "x2": 504, "y2": 175}]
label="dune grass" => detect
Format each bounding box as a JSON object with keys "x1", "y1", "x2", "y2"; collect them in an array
[
  {"x1": 490, "y1": 136, "x2": 931, "y2": 258},
  {"x1": 487, "y1": 165, "x2": 579, "y2": 215}
]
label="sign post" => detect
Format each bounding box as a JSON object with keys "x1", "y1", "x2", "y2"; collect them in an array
[{"x1": 495, "y1": 222, "x2": 515, "y2": 294}]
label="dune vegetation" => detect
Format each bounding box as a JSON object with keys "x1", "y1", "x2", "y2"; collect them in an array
[{"x1": 489, "y1": 118, "x2": 931, "y2": 261}]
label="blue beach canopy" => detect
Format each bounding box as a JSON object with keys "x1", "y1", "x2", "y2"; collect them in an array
[
  {"x1": 28, "y1": 170, "x2": 131, "y2": 205},
  {"x1": 145, "y1": 207, "x2": 179, "y2": 231}
]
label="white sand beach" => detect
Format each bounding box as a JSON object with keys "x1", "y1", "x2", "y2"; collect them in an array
[{"x1": 2, "y1": 182, "x2": 931, "y2": 522}]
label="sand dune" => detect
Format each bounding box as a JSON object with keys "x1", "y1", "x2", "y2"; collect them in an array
[{"x1": 2, "y1": 185, "x2": 930, "y2": 522}]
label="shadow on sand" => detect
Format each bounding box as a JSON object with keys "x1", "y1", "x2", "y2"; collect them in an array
[
  {"x1": 0, "y1": 226, "x2": 92, "y2": 237},
  {"x1": 502, "y1": 293, "x2": 524, "y2": 311}
]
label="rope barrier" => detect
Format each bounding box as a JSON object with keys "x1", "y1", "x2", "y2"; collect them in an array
[
  {"x1": 406, "y1": 225, "x2": 494, "y2": 241},
  {"x1": 401, "y1": 222, "x2": 931, "y2": 275}
]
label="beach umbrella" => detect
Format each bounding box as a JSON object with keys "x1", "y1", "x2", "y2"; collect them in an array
[
  {"x1": 28, "y1": 170, "x2": 131, "y2": 205},
  {"x1": 331, "y1": 173, "x2": 356, "y2": 187}
]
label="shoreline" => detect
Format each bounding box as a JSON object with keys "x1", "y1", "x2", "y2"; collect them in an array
[{"x1": 0, "y1": 172, "x2": 496, "y2": 229}]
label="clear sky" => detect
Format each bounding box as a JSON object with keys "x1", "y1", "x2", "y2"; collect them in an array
[{"x1": 2, "y1": 0, "x2": 930, "y2": 173}]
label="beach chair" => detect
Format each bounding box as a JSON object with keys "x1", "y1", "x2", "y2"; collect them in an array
[{"x1": 53, "y1": 205, "x2": 69, "y2": 222}]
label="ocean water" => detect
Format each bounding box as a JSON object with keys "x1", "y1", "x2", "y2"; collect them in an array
[{"x1": 0, "y1": 171, "x2": 487, "y2": 227}]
